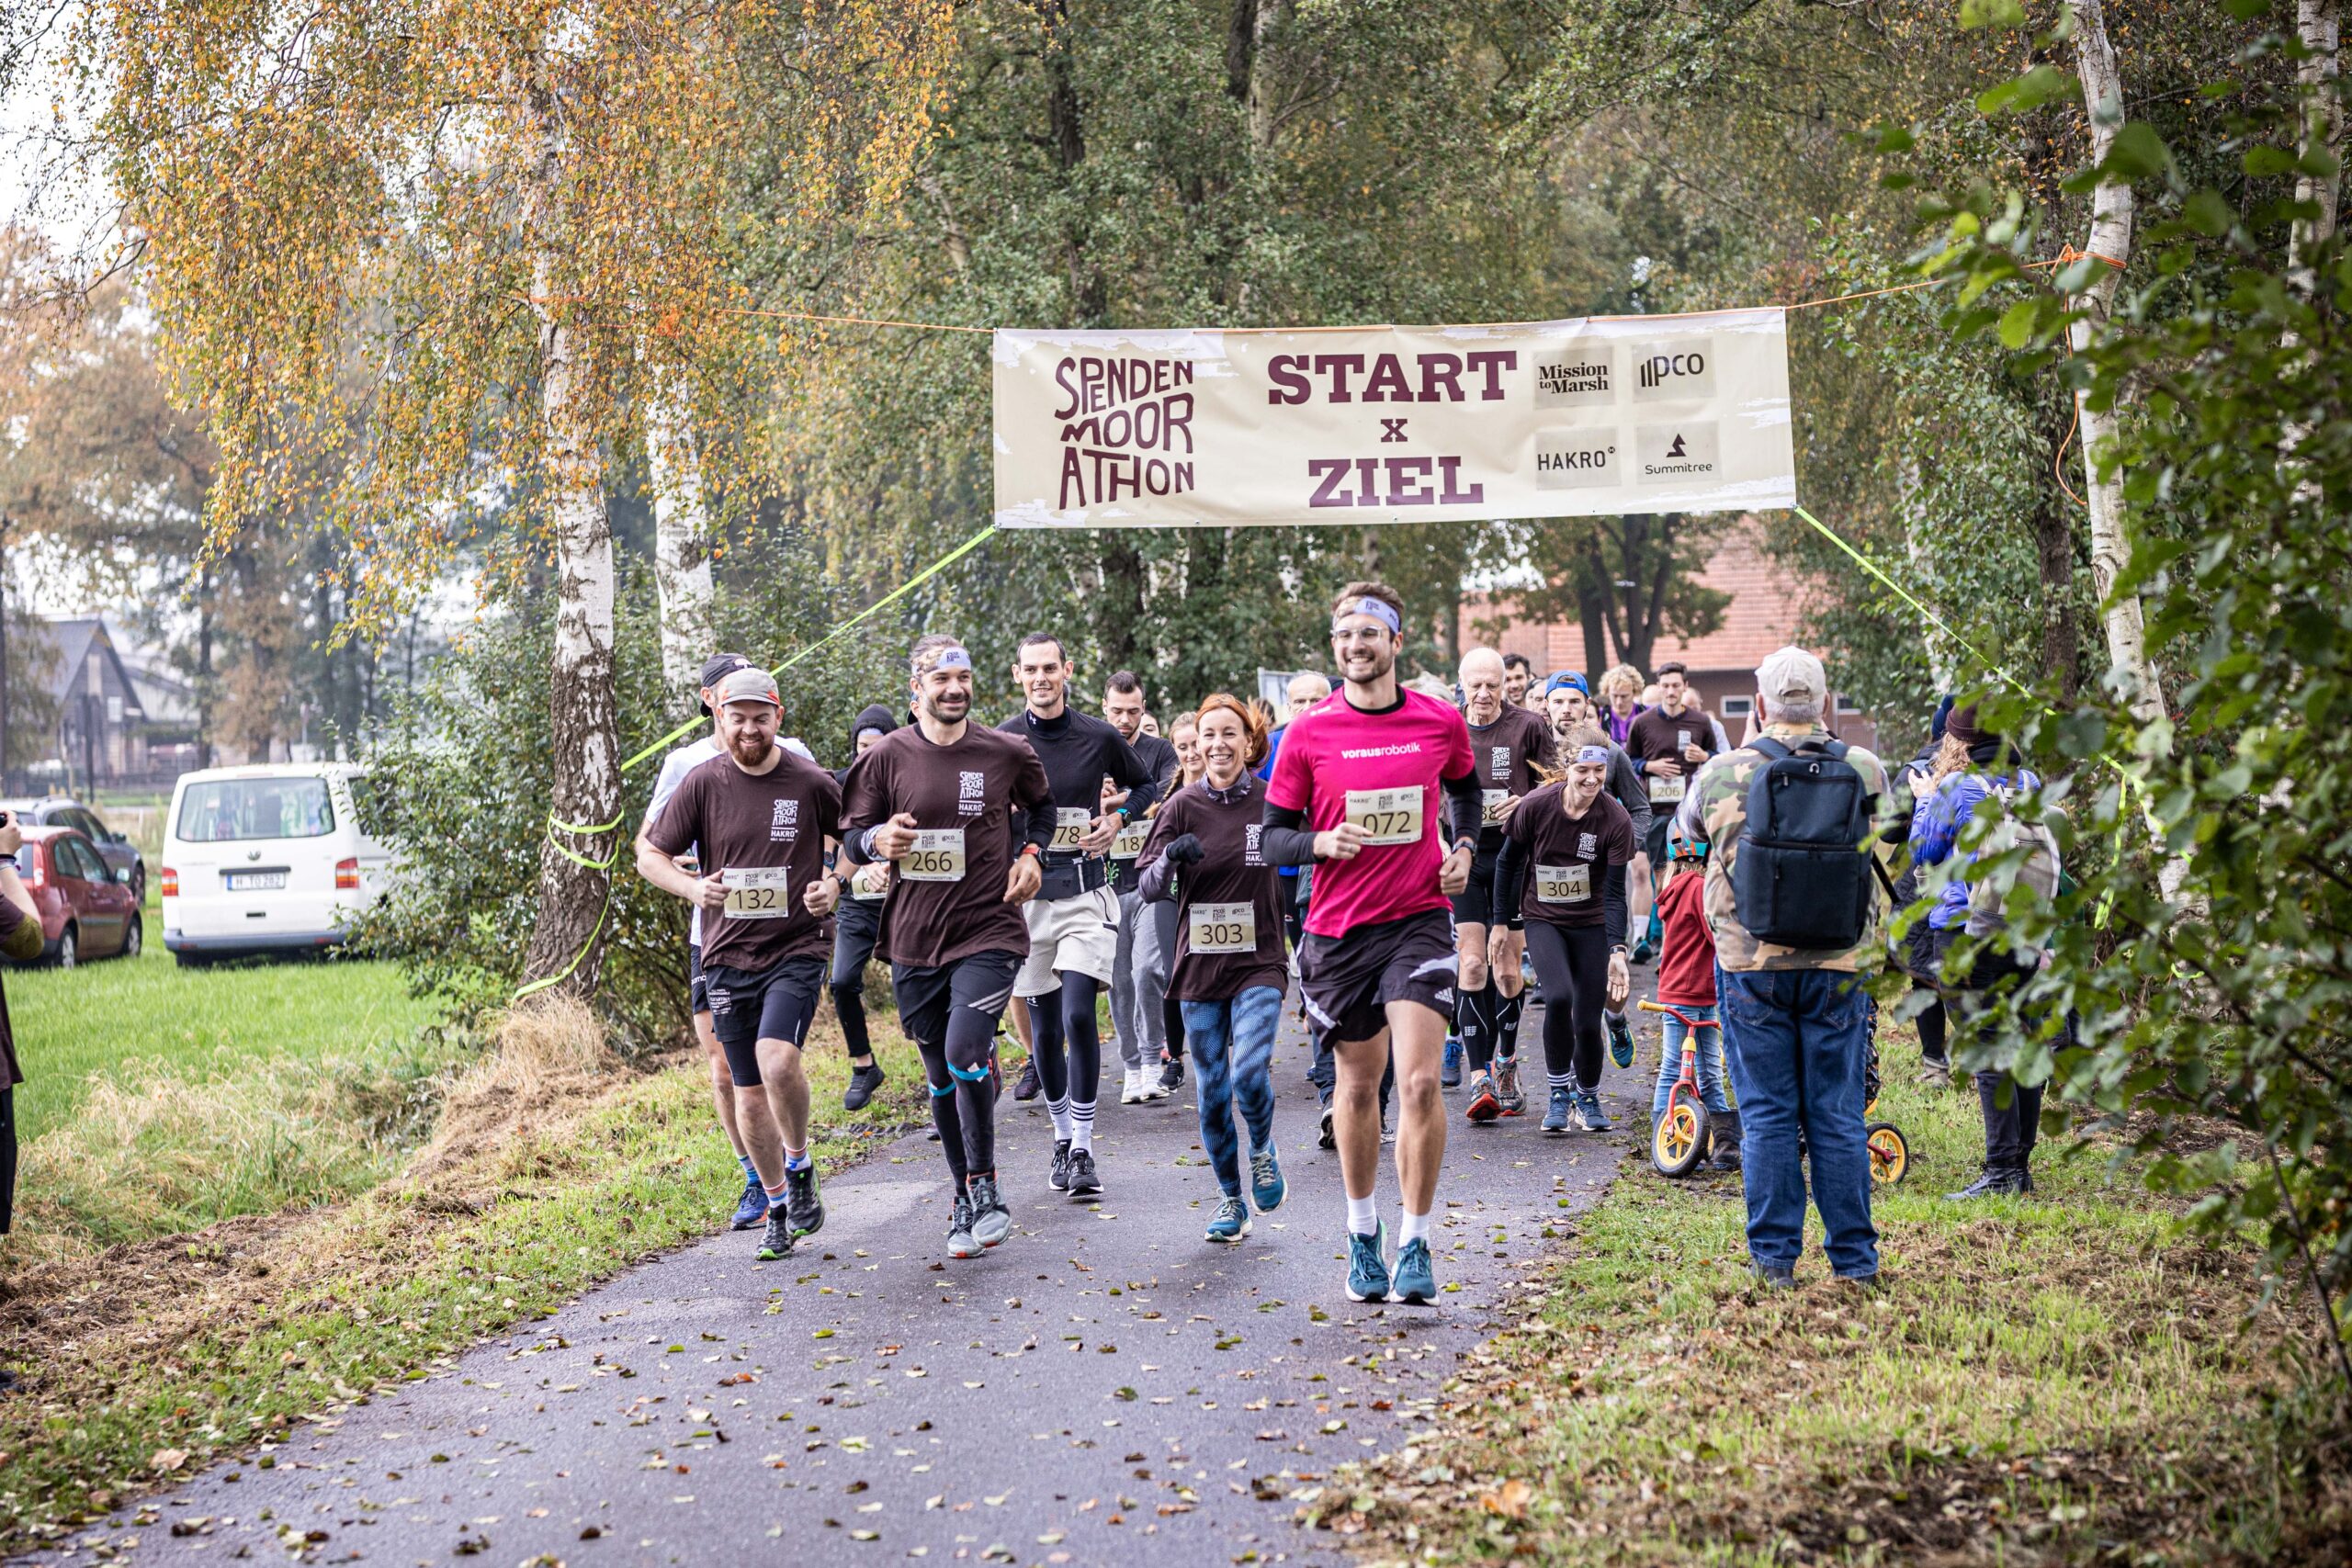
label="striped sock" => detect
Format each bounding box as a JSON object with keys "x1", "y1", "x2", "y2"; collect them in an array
[
  {"x1": 738, "y1": 1154, "x2": 758, "y2": 1181},
  {"x1": 784, "y1": 1144, "x2": 810, "y2": 1172},
  {"x1": 1069, "y1": 1098, "x2": 1097, "y2": 1154},
  {"x1": 763, "y1": 1181, "x2": 788, "y2": 1212},
  {"x1": 1547, "y1": 1072, "x2": 1574, "y2": 1093},
  {"x1": 1046, "y1": 1095, "x2": 1073, "y2": 1144}
]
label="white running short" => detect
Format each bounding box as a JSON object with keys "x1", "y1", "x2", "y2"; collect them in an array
[{"x1": 1013, "y1": 884, "x2": 1122, "y2": 997}]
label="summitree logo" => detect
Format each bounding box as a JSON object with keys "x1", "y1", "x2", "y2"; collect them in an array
[{"x1": 1635, "y1": 422, "x2": 1721, "y2": 483}]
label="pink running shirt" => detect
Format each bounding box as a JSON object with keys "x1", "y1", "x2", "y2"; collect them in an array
[{"x1": 1266, "y1": 688, "x2": 1476, "y2": 940}]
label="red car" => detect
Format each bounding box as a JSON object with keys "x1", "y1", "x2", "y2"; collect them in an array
[{"x1": 6, "y1": 825, "x2": 143, "y2": 967}]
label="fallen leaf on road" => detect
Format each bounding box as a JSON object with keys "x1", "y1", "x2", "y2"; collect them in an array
[{"x1": 1481, "y1": 1477, "x2": 1532, "y2": 1519}]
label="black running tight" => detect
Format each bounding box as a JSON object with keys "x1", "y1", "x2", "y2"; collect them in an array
[
  {"x1": 1523, "y1": 920, "x2": 1609, "y2": 1089},
  {"x1": 1024, "y1": 976, "x2": 1103, "y2": 1106},
  {"x1": 917, "y1": 1010, "x2": 999, "y2": 1186}
]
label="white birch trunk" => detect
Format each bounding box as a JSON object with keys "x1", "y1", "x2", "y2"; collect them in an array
[
  {"x1": 1898, "y1": 451, "x2": 1957, "y2": 689},
  {"x1": 1246, "y1": 0, "x2": 1290, "y2": 151},
  {"x1": 519, "y1": 62, "x2": 622, "y2": 997},
  {"x1": 2289, "y1": 0, "x2": 2343, "y2": 299},
  {"x1": 643, "y1": 365, "x2": 717, "y2": 708},
  {"x1": 2067, "y1": 0, "x2": 2164, "y2": 728}
]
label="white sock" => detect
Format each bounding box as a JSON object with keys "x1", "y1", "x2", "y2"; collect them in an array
[
  {"x1": 1548, "y1": 1072, "x2": 1574, "y2": 1092},
  {"x1": 1399, "y1": 1210, "x2": 1430, "y2": 1246},
  {"x1": 1069, "y1": 1098, "x2": 1096, "y2": 1154},
  {"x1": 1046, "y1": 1095, "x2": 1073, "y2": 1143},
  {"x1": 1346, "y1": 1193, "x2": 1379, "y2": 1237}
]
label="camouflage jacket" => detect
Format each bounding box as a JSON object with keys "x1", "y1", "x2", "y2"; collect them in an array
[{"x1": 1681, "y1": 722, "x2": 1897, "y2": 975}]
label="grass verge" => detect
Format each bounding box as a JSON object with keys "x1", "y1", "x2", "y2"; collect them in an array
[
  {"x1": 0, "y1": 996, "x2": 933, "y2": 1551},
  {"x1": 1315, "y1": 1060, "x2": 2352, "y2": 1566}
]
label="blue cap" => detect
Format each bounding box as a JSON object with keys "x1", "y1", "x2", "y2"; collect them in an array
[{"x1": 1544, "y1": 671, "x2": 1589, "y2": 696}]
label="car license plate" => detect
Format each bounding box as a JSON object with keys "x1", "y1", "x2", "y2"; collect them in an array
[{"x1": 227, "y1": 871, "x2": 288, "y2": 891}]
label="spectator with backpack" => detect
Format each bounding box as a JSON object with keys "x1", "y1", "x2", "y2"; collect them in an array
[
  {"x1": 1908, "y1": 703, "x2": 2060, "y2": 1200},
  {"x1": 1679, "y1": 647, "x2": 1899, "y2": 1291}
]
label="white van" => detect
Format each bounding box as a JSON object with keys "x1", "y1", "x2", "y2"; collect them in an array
[{"x1": 161, "y1": 763, "x2": 393, "y2": 965}]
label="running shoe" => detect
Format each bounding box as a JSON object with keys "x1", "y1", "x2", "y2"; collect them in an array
[
  {"x1": 1121, "y1": 1066, "x2": 1148, "y2": 1104},
  {"x1": 1249, "y1": 1146, "x2": 1285, "y2": 1213},
  {"x1": 1066, "y1": 1148, "x2": 1102, "y2": 1198},
  {"x1": 1465, "y1": 1070, "x2": 1500, "y2": 1123},
  {"x1": 946, "y1": 1194, "x2": 980, "y2": 1259},
  {"x1": 1390, "y1": 1237, "x2": 1437, "y2": 1304},
  {"x1": 1606, "y1": 1010, "x2": 1635, "y2": 1070},
  {"x1": 1205, "y1": 1196, "x2": 1251, "y2": 1244},
  {"x1": 1014, "y1": 1056, "x2": 1041, "y2": 1101},
  {"x1": 730, "y1": 1171, "x2": 768, "y2": 1231},
  {"x1": 1542, "y1": 1085, "x2": 1573, "y2": 1134},
  {"x1": 1049, "y1": 1139, "x2": 1072, "y2": 1192},
  {"x1": 785, "y1": 1163, "x2": 825, "y2": 1239},
  {"x1": 1631, "y1": 938, "x2": 1656, "y2": 966},
  {"x1": 757, "y1": 1208, "x2": 795, "y2": 1261},
  {"x1": 968, "y1": 1175, "x2": 1012, "y2": 1247},
  {"x1": 1943, "y1": 1168, "x2": 2028, "y2": 1201},
  {"x1": 1441, "y1": 1037, "x2": 1464, "y2": 1089},
  {"x1": 1573, "y1": 1088, "x2": 1612, "y2": 1133},
  {"x1": 1157, "y1": 1055, "x2": 1185, "y2": 1095},
  {"x1": 1345, "y1": 1226, "x2": 1391, "y2": 1303},
  {"x1": 843, "y1": 1060, "x2": 886, "y2": 1112},
  {"x1": 1495, "y1": 1056, "x2": 1526, "y2": 1116},
  {"x1": 1317, "y1": 1103, "x2": 1337, "y2": 1150}
]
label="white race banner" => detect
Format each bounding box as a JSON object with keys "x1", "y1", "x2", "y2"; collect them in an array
[{"x1": 992, "y1": 309, "x2": 1794, "y2": 528}]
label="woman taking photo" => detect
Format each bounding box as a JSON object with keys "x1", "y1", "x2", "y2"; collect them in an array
[
  {"x1": 1491, "y1": 727, "x2": 1635, "y2": 1134},
  {"x1": 1136, "y1": 694, "x2": 1289, "y2": 1244}
]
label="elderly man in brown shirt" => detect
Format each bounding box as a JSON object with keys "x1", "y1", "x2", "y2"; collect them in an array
[{"x1": 3, "y1": 807, "x2": 50, "y2": 1393}]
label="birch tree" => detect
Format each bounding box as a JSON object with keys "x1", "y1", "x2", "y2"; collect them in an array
[
  {"x1": 79, "y1": 0, "x2": 950, "y2": 997},
  {"x1": 2064, "y1": 0, "x2": 2164, "y2": 727}
]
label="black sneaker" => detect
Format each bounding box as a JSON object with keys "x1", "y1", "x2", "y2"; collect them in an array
[
  {"x1": 967, "y1": 1176, "x2": 1012, "y2": 1247},
  {"x1": 1158, "y1": 1055, "x2": 1184, "y2": 1094},
  {"x1": 946, "y1": 1195, "x2": 979, "y2": 1259},
  {"x1": 785, "y1": 1163, "x2": 825, "y2": 1238},
  {"x1": 843, "y1": 1060, "x2": 886, "y2": 1111},
  {"x1": 1049, "y1": 1139, "x2": 1072, "y2": 1192},
  {"x1": 1014, "y1": 1056, "x2": 1041, "y2": 1101},
  {"x1": 757, "y1": 1208, "x2": 795, "y2": 1261},
  {"x1": 1317, "y1": 1103, "x2": 1337, "y2": 1150},
  {"x1": 1066, "y1": 1147, "x2": 1102, "y2": 1197},
  {"x1": 1945, "y1": 1168, "x2": 2028, "y2": 1201}
]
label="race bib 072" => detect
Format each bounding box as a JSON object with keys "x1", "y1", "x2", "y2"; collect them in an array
[
  {"x1": 1188, "y1": 901, "x2": 1258, "y2": 953},
  {"x1": 1533, "y1": 863, "x2": 1592, "y2": 904},
  {"x1": 1344, "y1": 786, "x2": 1424, "y2": 846},
  {"x1": 901, "y1": 829, "x2": 967, "y2": 882},
  {"x1": 720, "y1": 865, "x2": 797, "y2": 919},
  {"x1": 1049, "y1": 807, "x2": 1092, "y2": 852}
]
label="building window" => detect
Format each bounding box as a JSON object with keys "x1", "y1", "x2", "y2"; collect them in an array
[
  {"x1": 1721, "y1": 695, "x2": 1754, "y2": 720},
  {"x1": 1834, "y1": 694, "x2": 1865, "y2": 716}
]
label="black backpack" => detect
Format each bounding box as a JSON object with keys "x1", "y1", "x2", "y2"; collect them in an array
[{"x1": 1732, "y1": 737, "x2": 1877, "y2": 950}]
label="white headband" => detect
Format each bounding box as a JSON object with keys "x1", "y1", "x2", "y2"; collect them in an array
[{"x1": 1333, "y1": 597, "x2": 1401, "y2": 636}]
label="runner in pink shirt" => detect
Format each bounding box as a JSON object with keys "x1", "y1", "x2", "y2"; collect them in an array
[{"x1": 1262, "y1": 581, "x2": 1482, "y2": 1305}]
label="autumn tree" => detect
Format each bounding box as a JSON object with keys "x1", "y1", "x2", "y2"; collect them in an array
[{"x1": 78, "y1": 0, "x2": 951, "y2": 995}]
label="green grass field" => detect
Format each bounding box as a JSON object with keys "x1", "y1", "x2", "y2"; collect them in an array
[{"x1": 6, "y1": 910, "x2": 444, "y2": 1144}]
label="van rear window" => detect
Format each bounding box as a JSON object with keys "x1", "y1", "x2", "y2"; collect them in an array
[{"x1": 177, "y1": 779, "x2": 336, "y2": 841}]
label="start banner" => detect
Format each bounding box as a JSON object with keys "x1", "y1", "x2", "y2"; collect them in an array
[{"x1": 991, "y1": 309, "x2": 1794, "y2": 529}]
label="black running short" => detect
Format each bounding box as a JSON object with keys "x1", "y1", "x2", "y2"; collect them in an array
[
  {"x1": 0, "y1": 1086, "x2": 16, "y2": 1237},
  {"x1": 703, "y1": 953, "x2": 828, "y2": 1086},
  {"x1": 1450, "y1": 843, "x2": 1503, "y2": 925},
  {"x1": 1296, "y1": 909, "x2": 1457, "y2": 1047},
  {"x1": 831, "y1": 893, "x2": 884, "y2": 989},
  {"x1": 687, "y1": 941, "x2": 710, "y2": 1016},
  {"x1": 889, "y1": 950, "x2": 1022, "y2": 1049},
  {"x1": 1642, "y1": 811, "x2": 1674, "y2": 870}
]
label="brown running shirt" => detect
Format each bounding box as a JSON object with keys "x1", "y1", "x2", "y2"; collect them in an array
[
  {"x1": 647, "y1": 749, "x2": 842, "y2": 973},
  {"x1": 1464, "y1": 705, "x2": 1558, "y2": 844},
  {"x1": 1137, "y1": 776, "x2": 1289, "y2": 1002},
  {"x1": 840, "y1": 722, "x2": 1055, "y2": 969}
]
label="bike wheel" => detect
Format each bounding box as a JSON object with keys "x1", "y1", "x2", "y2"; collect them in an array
[
  {"x1": 1651, "y1": 1096, "x2": 1711, "y2": 1178},
  {"x1": 1866, "y1": 1121, "x2": 1910, "y2": 1186}
]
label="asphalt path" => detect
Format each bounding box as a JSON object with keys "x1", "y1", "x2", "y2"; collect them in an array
[{"x1": 28, "y1": 984, "x2": 1652, "y2": 1567}]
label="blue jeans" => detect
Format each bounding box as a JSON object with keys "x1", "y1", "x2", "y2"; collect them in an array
[
  {"x1": 1182, "y1": 987, "x2": 1282, "y2": 1198},
  {"x1": 1718, "y1": 967, "x2": 1879, "y2": 1279},
  {"x1": 1648, "y1": 1003, "x2": 1729, "y2": 1122}
]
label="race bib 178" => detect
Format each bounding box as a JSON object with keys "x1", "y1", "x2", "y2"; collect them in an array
[{"x1": 1049, "y1": 807, "x2": 1091, "y2": 852}]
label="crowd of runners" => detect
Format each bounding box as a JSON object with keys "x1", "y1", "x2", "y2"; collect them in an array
[{"x1": 634, "y1": 577, "x2": 2040, "y2": 1301}]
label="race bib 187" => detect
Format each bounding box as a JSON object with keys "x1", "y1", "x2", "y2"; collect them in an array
[
  {"x1": 1344, "y1": 786, "x2": 1424, "y2": 846},
  {"x1": 721, "y1": 865, "x2": 796, "y2": 919},
  {"x1": 1109, "y1": 818, "x2": 1150, "y2": 861},
  {"x1": 901, "y1": 829, "x2": 967, "y2": 882},
  {"x1": 1188, "y1": 901, "x2": 1258, "y2": 953},
  {"x1": 1533, "y1": 863, "x2": 1592, "y2": 904}
]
